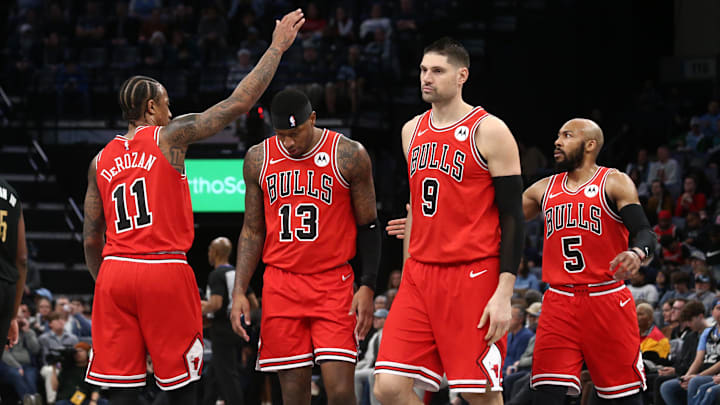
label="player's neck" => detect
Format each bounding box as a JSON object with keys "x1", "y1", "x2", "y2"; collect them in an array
[
  {"x1": 566, "y1": 162, "x2": 599, "y2": 187},
  {"x1": 125, "y1": 122, "x2": 147, "y2": 140},
  {"x1": 431, "y1": 98, "x2": 472, "y2": 127}
]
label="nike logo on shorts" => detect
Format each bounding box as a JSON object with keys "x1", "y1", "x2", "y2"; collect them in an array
[
  {"x1": 620, "y1": 298, "x2": 631, "y2": 307},
  {"x1": 270, "y1": 158, "x2": 286, "y2": 164},
  {"x1": 342, "y1": 273, "x2": 352, "y2": 282},
  {"x1": 469, "y1": 269, "x2": 488, "y2": 279}
]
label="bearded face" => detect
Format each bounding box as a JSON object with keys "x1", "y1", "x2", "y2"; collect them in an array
[{"x1": 554, "y1": 140, "x2": 585, "y2": 172}]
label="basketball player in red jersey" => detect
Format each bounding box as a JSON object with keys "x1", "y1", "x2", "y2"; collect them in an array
[
  {"x1": 82, "y1": 10, "x2": 304, "y2": 404},
  {"x1": 523, "y1": 119, "x2": 656, "y2": 405},
  {"x1": 230, "y1": 89, "x2": 380, "y2": 405},
  {"x1": 373, "y1": 37, "x2": 525, "y2": 405}
]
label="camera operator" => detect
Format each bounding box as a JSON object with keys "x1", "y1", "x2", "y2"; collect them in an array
[
  {"x1": 52, "y1": 342, "x2": 107, "y2": 405},
  {"x1": 39, "y1": 311, "x2": 78, "y2": 403}
]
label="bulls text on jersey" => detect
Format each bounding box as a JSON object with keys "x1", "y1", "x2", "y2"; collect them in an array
[
  {"x1": 409, "y1": 142, "x2": 465, "y2": 182},
  {"x1": 265, "y1": 170, "x2": 333, "y2": 205},
  {"x1": 99, "y1": 152, "x2": 158, "y2": 182},
  {"x1": 544, "y1": 202, "x2": 602, "y2": 238}
]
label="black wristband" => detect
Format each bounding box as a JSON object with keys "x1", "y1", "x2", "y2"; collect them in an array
[
  {"x1": 356, "y1": 219, "x2": 381, "y2": 290},
  {"x1": 619, "y1": 204, "x2": 655, "y2": 261}
]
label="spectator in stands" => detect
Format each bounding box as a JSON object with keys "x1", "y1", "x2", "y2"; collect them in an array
[
  {"x1": 660, "y1": 299, "x2": 674, "y2": 329},
  {"x1": 684, "y1": 211, "x2": 710, "y2": 251},
  {"x1": 393, "y1": 0, "x2": 421, "y2": 75},
  {"x1": 166, "y1": 30, "x2": 198, "y2": 69},
  {"x1": 299, "y1": 2, "x2": 326, "y2": 40},
  {"x1": 387, "y1": 269, "x2": 402, "y2": 291},
  {"x1": 660, "y1": 298, "x2": 720, "y2": 405},
  {"x1": 30, "y1": 296, "x2": 51, "y2": 334},
  {"x1": 9, "y1": 23, "x2": 42, "y2": 65},
  {"x1": 689, "y1": 270, "x2": 716, "y2": 314},
  {"x1": 55, "y1": 61, "x2": 91, "y2": 117},
  {"x1": 684, "y1": 117, "x2": 707, "y2": 152},
  {"x1": 359, "y1": 3, "x2": 392, "y2": 42},
  {"x1": 354, "y1": 308, "x2": 387, "y2": 405},
  {"x1": 374, "y1": 295, "x2": 387, "y2": 311},
  {"x1": 139, "y1": 9, "x2": 167, "y2": 42},
  {"x1": 197, "y1": 5, "x2": 228, "y2": 64},
  {"x1": 385, "y1": 288, "x2": 397, "y2": 309},
  {"x1": 362, "y1": 27, "x2": 397, "y2": 86},
  {"x1": 169, "y1": 4, "x2": 197, "y2": 37},
  {"x1": 648, "y1": 145, "x2": 681, "y2": 195},
  {"x1": 287, "y1": 39, "x2": 328, "y2": 113},
  {"x1": 39, "y1": 311, "x2": 79, "y2": 404},
  {"x1": 514, "y1": 257, "x2": 540, "y2": 296},
  {"x1": 52, "y1": 342, "x2": 107, "y2": 405},
  {"x1": 43, "y1": 3, "x2": 72, "y2": 41},
  {"x1": 74, "y1": 1, "x2": 105, "y2": 48},
  {"x1": 240, "y1": 26, "x2": 268, "y2": 64},
  {"x1": 326, "y1": 44, "x2": 362, "y2": 115},
  {"x1": 504, "y1": 305, "x2": 533, "y2": 375},
  {"x1": 628, "y1": 267, "x2": 659, "y2": 307},
  {"x1": 660, "y1": 273, "x2": 691, "y2": 310},
  {"x1": 141, "y1": 30, "x2": 167, "y2": 68},
  {"x1": 656, "y1": 269, "x2": 673, "y2": 303},
  {"x1": 0, "y1": 307, "x2": 41, "y2": 404},
  {"x1": 626, "y1": 148, "x2": 650, "y2": 191},
  {"x1": 226, "y1": 48, "x2": 254, "y2": 91},
  {"x1": 699, "y1": 100, "x2": 720, "y2": 136},
  {"x1": 327, "y1": 6, "x2": 354, "y2": 44},
  {"x1": 106, "y1": 1, "x2": 140, "y2": 46},
  {"x1": 54, "y1": 295, "x2": 91, "y2": 340},
  {"x1": 662, "y1": 298, "x2": 688, "y2": 339},
  {"x1": 519, "y1": 142, "x2": 549, "y2": 185},
  {"x1": 504, "y1": 302, "x2": 541, "y2": 403},
  {"x1": 42, "y1": 31, "x2": 67, "y2": 67},
  {"x1": 651, "y1": 300, "x2": 704, "y2": 405},
  {"x1": 638, "y1": 302, "x2": 671, "y2": 362},
  {"x1": 675, "y1": 175, "x2": 707, "y2": 217}
]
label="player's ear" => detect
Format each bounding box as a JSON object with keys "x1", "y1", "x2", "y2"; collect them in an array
[
  {"x1": 458, "y1": 67, "x2": 469, "y2": 85},
  {"x1": 146, "y1": 98, "x2": 156, "y2": 115}
]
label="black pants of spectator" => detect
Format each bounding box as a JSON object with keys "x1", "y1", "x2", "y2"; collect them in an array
[
  {"x1": 208, "y1": 334, "x2": 245, "y2": 405},
  {"x1": 650, "y1": 373, "x2": 674, "y2": 405},
  {"x1": 0, "y1": 281, "x2": 16, "y2": 347}
]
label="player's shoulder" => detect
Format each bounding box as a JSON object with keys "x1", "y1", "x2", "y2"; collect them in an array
[
  {"x1": 605, "y1": 168, "x2": 634, "y2": 188},
  {"x1": 475, "y1": 114, "x2": 512, "y2": 139},
  {"x1": 402, "y1": 114, "x2": 424, "y2": 134},
  {"x1": 336, "y1": 132, "x2": 366, "y2": 155},
  {"x1": 526, "y1": 175, "x2": 552, "y2": 198},
  {"x1": 243, "y1": 141, "x2": 266, "y2": 178}
]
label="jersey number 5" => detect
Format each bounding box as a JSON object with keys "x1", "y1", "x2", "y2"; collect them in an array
[
  {"x1": 111, "y1": 178, "x2": 153, "y2": 233},
  {"x1": 561, "y1": 235, "x2": 586, "y2": 273}
]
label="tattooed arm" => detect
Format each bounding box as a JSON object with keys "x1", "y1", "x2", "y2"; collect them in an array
[
  {"x1": 231, "y1": 143, "x2": 266, "y2": 341},
  {"x1": 83, "y1": 156, "x2": 106, "y2": 280},
  {"x1": 337, "y1": 136, "x2": 379, "y2": 338},
  {"x1": 159, "y1": 9, "x2": 304, "y2": 150}
]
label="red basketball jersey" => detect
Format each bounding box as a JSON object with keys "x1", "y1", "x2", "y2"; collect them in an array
[
  {"x1": 260, "y1": 129, "x2": 356, "y2": 274},
  {"x1": 407, "y1": 106, "x2": 500, "y2": 264},
  {"x1": 541, "y1": 167, "x2": 629, "y2": 284},
  {"x1": 96, "y1": 126, "x2": 194, "y2": 257}
]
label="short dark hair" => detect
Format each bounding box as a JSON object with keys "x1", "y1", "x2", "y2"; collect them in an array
[
  {"x1": 46, "y1": 311, "x2": 63, "y2": 322},
  {"x1": 670, "y1": 271, "x2": 690, "y2": 286},
  {"x1": 423, "y1": 37, "x2": 470, "y2": 68},
  {"x1": 680, "y1": 300, "x2": 706, "y2": 322},
  {"x1": 118, "y1": 75, "x2": 161, "y2": 123}
]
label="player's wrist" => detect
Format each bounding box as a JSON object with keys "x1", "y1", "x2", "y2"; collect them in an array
[{"x1": 629, "y1": 247, "x2": 645, "y2": 261}]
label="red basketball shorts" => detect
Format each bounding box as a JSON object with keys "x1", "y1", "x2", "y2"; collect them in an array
[
  {"x1": 375, "y1": 257, "x2": 506, "y2": 394},
  {"x1": 531, "y1": 281, "x2": 646, "y2": 399},
  {"x1": 257, "y1": 264, "x2": 357, "y2": 371},
  {"x1": 86, "y1": 255, "x2": 203, "y2": 390}
]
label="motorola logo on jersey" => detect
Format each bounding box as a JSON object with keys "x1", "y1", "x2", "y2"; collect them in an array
[
  {"x1": 544, "y1": 202, "x2": 602, "y2": 238},
  {"x1": 454, "y1": 126, "x2": 469, "y2": 142},
  {"x1": 584, "y1": 184, "x2": 599, "y2": 198},
  {"x1": 409, "y1": 142, "x2": 465, "y2": 182},
  {"x1": 266, "y1": 169, "x2": 333, "y2": 205},
  {"x1": 314, "y1": 152, "x2": 330, "y2": 167}
]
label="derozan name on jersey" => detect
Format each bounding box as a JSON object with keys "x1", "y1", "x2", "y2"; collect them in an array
[
  {"x1": 100, "y1": 152, "x2": 158, "y2": 182},
  {"x1": 265, "y1": 169, "x2": 333, "y2": 205},
  {"x1": 409, "y1": 142, "x2": 465, "y2": 182},
  {"x1": 544, "y1": 202, "x2": 602, "y2": 238}
]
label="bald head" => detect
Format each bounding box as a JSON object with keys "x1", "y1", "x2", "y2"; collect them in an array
[
  {"x1": 562, "y1": 118, "x2": 604, "y2": 155},
  {"x1": 209, "y1": 237, "x2": 232, "y2": 266}
]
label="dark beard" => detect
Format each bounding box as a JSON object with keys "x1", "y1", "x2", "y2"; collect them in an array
[{"x1": 554, "y1": 142, "x2": 585, "y2": 172}]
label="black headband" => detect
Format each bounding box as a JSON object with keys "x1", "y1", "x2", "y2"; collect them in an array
[{"x1": 270, "y1": 89, "x2": 313, "y2": 130}]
